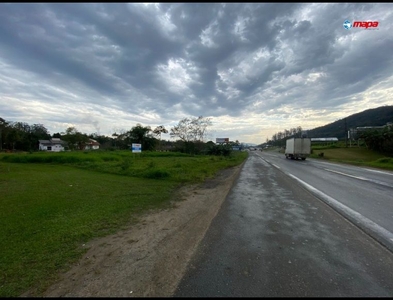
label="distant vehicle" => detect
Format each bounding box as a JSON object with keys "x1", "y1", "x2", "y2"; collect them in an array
[{"x1": 285, "y1": 138, "x2": 311, "y2": 160}]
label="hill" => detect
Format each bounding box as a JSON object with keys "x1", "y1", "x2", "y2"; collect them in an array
[{"x1": 307, "y1": 105, "x2": 393, "y2": 139}]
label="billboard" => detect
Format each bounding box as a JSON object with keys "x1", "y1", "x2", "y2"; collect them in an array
[{"x1": 216, "y1": 138, "x2": 229, "y2": 143}]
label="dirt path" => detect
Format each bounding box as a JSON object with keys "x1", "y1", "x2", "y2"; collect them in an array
[{"x1": 22, "y1": 163, "x2": 243, "y2": 297}]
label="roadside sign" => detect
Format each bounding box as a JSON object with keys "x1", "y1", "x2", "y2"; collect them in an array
[
  {"x1": 132, "y1": 143, "x2": 142, "y2": 153},
  {"x1": 216, "y1": 138, "x2": 229, "y2": 143}
]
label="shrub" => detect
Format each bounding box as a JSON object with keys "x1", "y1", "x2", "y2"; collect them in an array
[
  {"x1": 376, "y1": 157, "x2": 392, "y2": 164},
  {"x1": 142, "y1": 168, "x2": 170, "y2": 179},
  {"x1": 120, "y1": 158, "x2": 133, "y2": 171},
  {"x1": 206, "y1": 144, "x2": 232, "y2": 156}
]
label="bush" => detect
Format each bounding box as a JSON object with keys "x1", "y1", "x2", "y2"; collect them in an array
[
  {"x1": 142, "y1": 168, "x2": 170, "y2": 179},
  {"x1": 376, "y1": 157, "x2": 392, "y2": 164},
  {"x1": 206, "y1": 144, "x2": 232, "y2": 156},
  {"x1": 120, "y1": 158, "x2": 133, "y2": 171}
]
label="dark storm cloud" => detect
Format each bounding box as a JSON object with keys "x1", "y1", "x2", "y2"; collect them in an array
[
  {"x1": 0, "y1": 4, "x2": 122, "y2": 98},
  {"x1": 1, "y1": 3, "x2": 392, "y2": 142}
]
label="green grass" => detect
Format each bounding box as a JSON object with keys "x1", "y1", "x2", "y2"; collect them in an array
[
  {"x1": 0, "y1": 150, "x2": 247, "y2": 182},
  {"x1": 310, "y1": 146, "x2": 393, "y2": 170},
  {"x1": 0, "y1": 150, "x2": 248, "y2": 297}
]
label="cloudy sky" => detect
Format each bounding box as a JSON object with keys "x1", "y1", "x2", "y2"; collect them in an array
[{"x1": 1, "y1": 3, "x2": 392, "y2": 144}]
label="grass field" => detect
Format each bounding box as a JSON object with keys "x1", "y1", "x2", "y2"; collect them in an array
[
  {"x1": 0, "y1": 150, "x2": 248, "y2": 297},
  {"x1": 309, "y1": 146, "x2": 393, "y2": 170}
]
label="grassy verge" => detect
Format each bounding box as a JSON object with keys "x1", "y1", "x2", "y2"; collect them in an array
[
  {"x1": 264, "y1": 145, "x2": 393, "y2": 171},
  {"x1": 0, "y1": 150, "x2": 247, "y2": 182},
  {"x1": 310, "y1": 146, "x2": 393, "y2": 171},
  {"x1": 0, "y1": 151, "x2": 248, "y2": 297}
]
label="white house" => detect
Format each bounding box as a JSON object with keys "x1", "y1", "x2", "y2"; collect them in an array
[
  {"x1": 38, "y1": 138, "x2": 66, "y2": 152},
  {"x1": 84, "y1": 138, "x2": 100, "y2": 150}
]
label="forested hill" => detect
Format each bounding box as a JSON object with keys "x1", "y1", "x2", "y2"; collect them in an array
[{"x1": 307, "y1": 105, "x2": 393, "y2": 139}]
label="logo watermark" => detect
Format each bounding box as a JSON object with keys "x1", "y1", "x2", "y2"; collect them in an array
[{"x1": 343, "y1": 20, "x2": 379, "y2": 30}]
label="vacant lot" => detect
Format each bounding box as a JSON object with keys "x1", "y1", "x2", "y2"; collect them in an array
[{"x1": 0, "y1": 150, "x2": 247, "y2": 297}]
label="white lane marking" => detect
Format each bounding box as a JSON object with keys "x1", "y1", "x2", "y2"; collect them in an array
[
  {"x1": 324, "y1": 168, "x2": 368, "y2": 181},
  {"x1": 311, "y1": 160, "x2": 393, "y2": 176},
  {"x1": 325, "y1": 168, "x2": 392, "y2": 188},
  {"x1": 287, "y1": 173, "x2": 393, "y2": 252},
  {"x1": 363, "y1": 168, "x2": 393, "y2": 176},
  {"x1": 257, "y1": 153, "x2": 280, "y2": 169}
]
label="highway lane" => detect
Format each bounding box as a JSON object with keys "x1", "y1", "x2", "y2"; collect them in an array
[
  {"x1": 174, "y1": 151, "x2": 393, "y2": 297},
  {"x1": 257, "y1": 150, "x2": 393, "y2": 251}
]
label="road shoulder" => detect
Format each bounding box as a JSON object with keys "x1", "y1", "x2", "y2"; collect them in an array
[{"x1": 24, "y1": 162, "x2": 244, "y2": 297}]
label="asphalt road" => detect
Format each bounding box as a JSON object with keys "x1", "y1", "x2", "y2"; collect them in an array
[
  {"x1": 174, "y1": 151, "x2": 393, "y2": 297},
  {"x1": 258, "y1": 150, "x2": 393, "y2": 252}
]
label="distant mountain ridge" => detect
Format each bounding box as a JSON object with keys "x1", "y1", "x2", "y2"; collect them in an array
[{"x1": 307, "y1": 105, "x2": 393, "y2": 139}]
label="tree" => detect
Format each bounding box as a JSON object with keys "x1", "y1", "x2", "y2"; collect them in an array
[
  {"x1": 111, "y1": 129, "x2": 129, "y2": 149},
  {"x1": 127, "y1": 123, "x2": 157, "y2": 151},
  {"x1": 153, "y1": 125, "x2": 168, "y2": 139},
  {"x1": 7, "y1": 122, "x2": 30, "y2": 151},
  {"x1": 297, "y1": 126, "x2": 303, "y2": 137},
  {"x1": 52, "y1": 132, "x2": 62, "y2": 138},
  {"x1": 0, "y1": 117, "x2": 10, "y2": 151},
  {"x1": 0, "y1": 119, "x2": 51, "y2": 151},
  {"x1": 206, "y1": 142, "x2": 232, "y2": 156},
  {"x1": 170, "y1": 116, "x2": 212, "y2": 142},
  {"x1": 153, "y1": 125, "x2": 168, "y2": 150},
  {"x1": 62, "y1": 126, "x2": 89, "y2": 150},
  {"x1": 128, "y1": 123, "x2": 152, "y2": 143},
  {"x1": 29, "y1": 124, "x2": 50, "y2": 150},
  {"x1": 359, "y1": 127, "x2": 393, "y2": 154},
  {"x1": 170, "y1": 116, "x2": 212, "y2": 154},
  {"x1": 111, "y1": 132, "x2": 120, "y2": 149}
]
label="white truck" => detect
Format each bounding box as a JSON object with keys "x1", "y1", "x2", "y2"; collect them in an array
[{"x1": 285, "y1": 138, "x2": 311, "y2": 160}]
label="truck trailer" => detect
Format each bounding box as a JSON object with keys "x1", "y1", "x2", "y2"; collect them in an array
[{"x1": 285, "y1": 138, "x2": 311, "y2": 160}]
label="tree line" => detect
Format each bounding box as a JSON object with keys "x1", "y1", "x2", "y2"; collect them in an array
[
  {"x1": 0, "y1": 116, "x2": 236, "y2": 155},
  {"x1": 358, "y1": 126, "x2": 393, "y2": 155},
  {"x1": 264, "y1": 123, "x2": 393, "y2": 155},
  {"x1": 265, "y1": 126, "x2": 303, "y2": 147}
]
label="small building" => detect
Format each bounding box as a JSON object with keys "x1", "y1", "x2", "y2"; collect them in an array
[
  {"x1": 84, "y1": 139, "x2": 100, "y2": 150},
  {"x1": 38, "y1": 138, "x2": 66, "y2": 152}
]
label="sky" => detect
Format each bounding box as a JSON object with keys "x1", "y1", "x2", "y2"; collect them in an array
[{"x1": 1, "y1": 3, "x2": 392, "y2": 144}]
